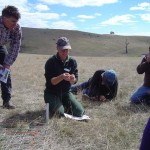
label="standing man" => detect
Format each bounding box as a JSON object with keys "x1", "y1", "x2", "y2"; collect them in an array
[
  {"x1": 130, "y1": 47, "x2": 150, "y2": 104},
  {"x1": 0, "y1": 6, "x2": 22, "y2": 109},
  {"x1": 44, "y1": 37, "x2": 84, "y2": 118}
]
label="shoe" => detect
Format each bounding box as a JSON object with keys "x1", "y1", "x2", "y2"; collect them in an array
[
  {"x1": 82, "y1": 94, "x2": 90, "y2": 99},
  {"x1": 3, "y1": 102, "x2": 15, "y2": 109},
  {"x1": 142, "y1": 95, "x2": 150, "y2": 105}
]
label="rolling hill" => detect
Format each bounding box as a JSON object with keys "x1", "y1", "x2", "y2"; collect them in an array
[{"x1": 21, "y1": 27, "x2": 150, "y2": 57}]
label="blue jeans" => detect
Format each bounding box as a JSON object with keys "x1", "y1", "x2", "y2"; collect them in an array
[
  {"x1": 0, "y1": 46, "x2": 12, "y2": 103},
  {"x1": 70, "y1": 81, "x2": 90, "y2": 95},
  {"x1": 130, "y1": 85, "x2": 150, "y2": 103}
]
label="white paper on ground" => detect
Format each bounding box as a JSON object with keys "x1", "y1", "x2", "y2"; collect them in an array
[{"x1": 64, "y1": 113, "x2": 90, "y2": 121}]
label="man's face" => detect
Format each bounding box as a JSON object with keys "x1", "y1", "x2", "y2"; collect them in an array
[
  {"x1": 2, "y1": 16, "x2": 18, "y2": 30},
  {"x1": 58, "y1": 49, "x2": 69, "y2": 61}
]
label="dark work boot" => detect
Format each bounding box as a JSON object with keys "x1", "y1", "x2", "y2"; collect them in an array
[
  {"x1": 143, "y1": 95, "x2": 150, "y2": 106},
  {"x1": 3, "y1": 101, "x2": 15, "y2": 109}
]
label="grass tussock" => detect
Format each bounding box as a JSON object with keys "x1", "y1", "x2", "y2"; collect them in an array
[{"x1": 0, "y1": 54, "x2": 150, "y2": 150}]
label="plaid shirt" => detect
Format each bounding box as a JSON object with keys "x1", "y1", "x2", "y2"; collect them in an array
[{"x1": 0, "y1": 16, "x2": 22, "y2": 66}]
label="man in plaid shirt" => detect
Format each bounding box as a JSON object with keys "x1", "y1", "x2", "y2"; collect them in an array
[{"x1": 0, "y1": 6, "x2": 22, "y2": 109}]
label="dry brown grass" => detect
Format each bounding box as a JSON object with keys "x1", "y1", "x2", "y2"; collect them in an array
[{"x1": 0, "y1": 54, "x2": 150, "y2": 150}]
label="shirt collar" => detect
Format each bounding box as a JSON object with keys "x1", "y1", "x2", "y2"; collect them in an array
[{"x1": 55, "y1": 53, "x2": 70, "y2": 63}]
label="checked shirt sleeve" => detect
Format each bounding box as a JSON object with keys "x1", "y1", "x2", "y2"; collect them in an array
[{"x1": 4, "y1": 24, "x2": 22, "y2": 66}]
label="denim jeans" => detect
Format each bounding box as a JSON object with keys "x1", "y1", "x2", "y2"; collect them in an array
[
  {"x1": 130, "y1": 85, "x2": 150, "y2": 103},
  {"x1": 0, "y1": 46, "x2": 12, "y2": 103},
  {"x1": 70, "y1": 81, "x2": 90, "y2": 95}
]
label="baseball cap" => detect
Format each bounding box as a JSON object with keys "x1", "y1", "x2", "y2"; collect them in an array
[
  {"x1": 103, "y1": 70, "x2": 117, "y2": 86},
  {"x1": 56, "y1": 37, "x2": 71, "y2": 51}
]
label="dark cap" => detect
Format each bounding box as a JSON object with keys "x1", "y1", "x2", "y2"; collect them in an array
[
  {"x1": 56, "y1": 37, "x2": 71, "y2": 51},
  {"x1": 103, "y1": 70, "x2": 117, "y2": 86}
]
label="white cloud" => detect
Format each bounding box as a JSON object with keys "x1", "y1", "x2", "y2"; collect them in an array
[
  {"x1": 0, "y1": 0, "x2": 61, "y2": 29},
  {"x1": 35, "y1": 4, "x2": 50, "y2": 12},
  {"x1": 77, "y1": 13, "x2": 101, "y2": 21},
  {"x1": 101, "y1": 14, "x2": 136, "y2": 26},
  {"x1": 50, "y1": 21, "x2": 77, "y2": 30},
  {"x1": 61, "y1": 13, "x2": 67, "y2": 17},
  {"x1": 140, "y1": 13, "x2": 150, "y2": 22},
  {"x1": 0, "y1": 0, "x2": 149, "y2": 36},
  {"x1": 21, "y1": 16, "x2": 50, "y2": 28},
  {"x1": 130, "y1": 2, "x2": 150, "y2": 11},
  {"x1": 0, "y1": 0, "x2": 27, "y2": 7},
  {"x1": 20, "y1": 12, "x2": 60, "y2": 28},
  {"x1": 77, "y1": 15, "x2": 95, "y2": 19},
  {"x1": 78, "y1": 19, "x2": 86, "y2": 22},
  {"x1": 25, "y1": 12, "x2": 59, "y2": 20},
  {"x1": 39, "y1": 0, "x2": 119, "y2": 7},
  {"x1": 119, "y1": 31, "x2": 150, "y2": 36},
  {"x1": 95, "y1": 13, "x2": 102, "y2": 16},
  {"x1": 0, "y1": 0, "x2": 29, "y2": 13}
]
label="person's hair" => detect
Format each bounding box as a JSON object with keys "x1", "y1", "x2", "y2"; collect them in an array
[
  {"x1": 88, "y1": 70, "x2": 103, "y2": 97},
  {"x1": 2, "y1": 5, "x2": 21, "y2": 20}
]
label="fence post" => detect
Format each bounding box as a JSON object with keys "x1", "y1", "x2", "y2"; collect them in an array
[{"x1": 45, "y1": 103, "x2": 49, "y2": 123}]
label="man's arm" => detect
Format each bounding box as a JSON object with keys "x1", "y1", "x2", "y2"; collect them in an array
[
  {"x1": 4, "y1": 25, "x2": 22, "y2": 67},
  {"x1": 51, "y1": 74, "x2": 64, "y2": 85},
  {"x1": 51, "y1": 73, "x2": 77, "y2": 85},
  {"x1": 137, "y1": 54, "x2": 150, "y2": 74},
  {"x1": 70, "y1": 59, "x2": 78, "y2": 84}
]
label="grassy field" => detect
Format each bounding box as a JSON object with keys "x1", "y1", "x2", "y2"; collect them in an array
[{"x1": 0, "y1": 53, "x2": 150, "y2": 150}]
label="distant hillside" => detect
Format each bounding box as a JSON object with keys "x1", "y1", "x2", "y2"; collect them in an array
[{"x1": 21, "y1": 27, "x2": 150, "y2": 57}]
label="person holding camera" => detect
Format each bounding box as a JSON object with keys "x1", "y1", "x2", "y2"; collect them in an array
[{"x1": 130, "y1": 47, "x2": 150, "y2": 104}]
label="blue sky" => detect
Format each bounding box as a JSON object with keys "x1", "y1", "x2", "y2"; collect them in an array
[{"x1": 1, "y1": 0, "x2": 150, "y2": 36}]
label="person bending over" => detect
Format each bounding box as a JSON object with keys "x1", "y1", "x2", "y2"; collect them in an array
[
  {"x1": 0, "y1": 6, "x2": 22, "y2": 109},
  {"x1": 71, "y1": 69, "x2": 118, "y2": 101}
]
